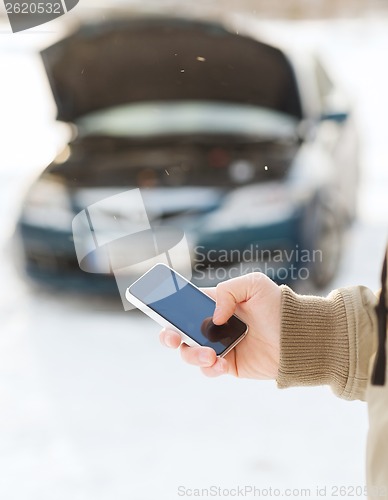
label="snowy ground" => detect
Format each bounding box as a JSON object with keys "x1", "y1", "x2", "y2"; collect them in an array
[{"x1": 0, "y1": 15, "x2": 388, "y2": 500}]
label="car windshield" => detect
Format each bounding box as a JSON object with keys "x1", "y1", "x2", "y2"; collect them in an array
[{"x1": 76, "y1": 101, "x2": 299, "y2": 140}]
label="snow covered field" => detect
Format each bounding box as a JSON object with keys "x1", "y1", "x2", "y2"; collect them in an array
[{"x1": 0, "y1": 15, "x2": 387, "y2": 500}]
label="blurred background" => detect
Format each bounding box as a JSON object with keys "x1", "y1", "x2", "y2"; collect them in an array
[{"x1": 1, "y1": 1, "x2": 388, "y2": 499}]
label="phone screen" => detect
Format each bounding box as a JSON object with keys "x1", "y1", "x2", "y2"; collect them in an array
[{"x1": 129, "y1": 264, "x2": 247, "y2": 355}]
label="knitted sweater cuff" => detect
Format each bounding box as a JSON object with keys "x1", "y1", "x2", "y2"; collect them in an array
[{"x1": 277, "y1": 285, "x2": 377, "y2": 400}]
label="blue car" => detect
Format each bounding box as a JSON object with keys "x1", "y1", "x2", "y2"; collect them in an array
[{"x1": 16, "y1": 15, "x2": 359, "y2": 292}]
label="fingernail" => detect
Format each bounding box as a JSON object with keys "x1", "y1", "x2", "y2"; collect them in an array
[
  {"x1": 199, "y1": 351, "x2": 212, "y2": 365},
  {"x1": 213, "y1": 307, "x2": 222, "y2": 322},
  {"x1": 216, "y1": 359, "x2": 226, "y2": 373},
  {"x1": 165, "y1": 334, "x2": 174, "y2": 348}
]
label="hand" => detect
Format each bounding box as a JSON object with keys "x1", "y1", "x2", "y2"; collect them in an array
[{"x1": 159, "y1": 273, "x2": 282, "y2": 379}]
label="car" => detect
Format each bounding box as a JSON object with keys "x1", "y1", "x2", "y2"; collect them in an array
[{"x1": 15, "y1": 14, "x2": 359, "y2": 296}]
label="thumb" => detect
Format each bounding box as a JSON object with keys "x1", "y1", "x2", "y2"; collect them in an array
[{"x1": 212, "y1": 274, "x2": 257, "y2": 324}]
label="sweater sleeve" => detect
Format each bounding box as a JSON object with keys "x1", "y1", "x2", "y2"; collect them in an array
[{"x1": 276, "y1": 285, "x2": 378, "y2": 401}]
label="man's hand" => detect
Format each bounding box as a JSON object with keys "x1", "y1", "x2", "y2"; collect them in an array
[{"x1": 159, "y1": 273, "x2": 282, "y2": 379}]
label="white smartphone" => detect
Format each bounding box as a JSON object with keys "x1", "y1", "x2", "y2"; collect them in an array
[{"x1": 125, "y1": 263, "x2": 248, "y2": 357}]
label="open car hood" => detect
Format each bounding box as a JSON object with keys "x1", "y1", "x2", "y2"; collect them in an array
[{"x1": 41, "y1": 16, "x2": 302, "y2": 123}]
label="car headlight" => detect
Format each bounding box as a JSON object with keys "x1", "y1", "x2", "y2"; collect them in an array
[
  {"x1": 21, "y1": 178, "x2": 74, "y2": 231},
  {"x1": 201, "y1": 182, "x2": 305, "y2": 232}
]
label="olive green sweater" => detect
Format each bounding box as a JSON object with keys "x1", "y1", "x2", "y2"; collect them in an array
[{"x1": 276, "y1": 271, "x2": 388, "y2": 496}]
